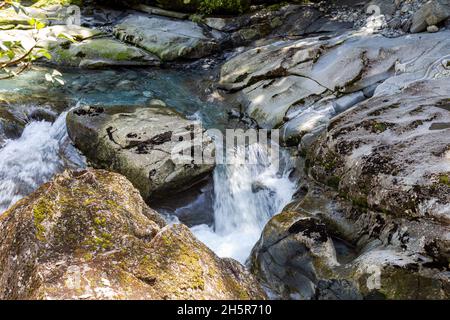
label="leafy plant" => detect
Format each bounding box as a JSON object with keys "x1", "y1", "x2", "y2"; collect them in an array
[{"x1": 0, "y1": 1, "x2": 57, "y2": 80}]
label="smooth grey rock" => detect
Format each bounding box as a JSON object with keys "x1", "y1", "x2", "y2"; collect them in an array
[
  {"x1": 113, "y1": 14, "x2": 226, "y2": 61},
  {"x1": 410, "y1": 0, "x2": 450, "y2": 33},
  {"x1": 249, "y1": 211, "x2": 343, "y2": 300},
  {"x1": 66, "y1": 104, "x2": 215, "y2": 201},
  {"x1": 310, "y1": 77, "x2": 450, "y2": 221},
  {"x1": 220, "y1": 31, "x2": 450, "y2": 143}
]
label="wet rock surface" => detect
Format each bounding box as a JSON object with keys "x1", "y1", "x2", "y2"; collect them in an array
[
  {"x1": 0, "y1": 169, "x2": 266, "y2": 299},
  {"x1": 219, "y1": 30, "x2": 450, "y2": 143},
  {"x1": 113, "y1": 14, "x2": 226, "y2": 61},
  {"x1": 310, "y1": 78, "x2": 450, "y2": 222},
  {"x1": 66, "y1": 104, "x2": 215, "y2": 202},
  {"x1": 251, "y1": 180, "x2": 450, "y2": 299}
]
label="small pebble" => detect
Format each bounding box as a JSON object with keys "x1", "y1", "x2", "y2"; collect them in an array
[{"x1": 427, "y1": 25, "x2": 439, "y2": 33}]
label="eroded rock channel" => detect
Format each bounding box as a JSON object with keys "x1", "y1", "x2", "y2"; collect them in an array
[{"x1": 0, "y1": 0, "x2": 449, "y2": 300}]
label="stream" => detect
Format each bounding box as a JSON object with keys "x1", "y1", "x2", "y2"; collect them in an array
[{"x1": 0, "y1": 65, "x2": 297, "y2": 264}]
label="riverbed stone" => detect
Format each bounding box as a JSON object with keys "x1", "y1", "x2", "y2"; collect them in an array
[
  {"x1": 0, "y1": 24, "x2": 160, "y2": 68},
  {"x1": 410, "y1": 0, "x2": 450, "y2": 33},
  {"x1": 219, "y1": 30, "x2": 450, "y2": 142},
  {"x1": 46, "y1": 36, "x2": 161, "y2": 68},
  {"x1": 251, "y1": 181, "x2": 450, "y2": 299},
  {"x1": 0, "y1": 169, "x2": 266, "y2": 299},
  {"x1": 113, "y1": 14, "x2": 226, "y2": 61},
  {"x1": 66, "y1": 104, "x2": 215, "y2": 202}
]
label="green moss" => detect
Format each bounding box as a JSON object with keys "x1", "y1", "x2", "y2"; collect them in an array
[
  {"x1": 266, "y1": 2, "x2": 289, "y2": 11},
  {"x1": 32, "y1": 198, "x2": 53, "y2": 241},
  {"x1": 372, "y1": 122, "x2": 387, "y2": 133},
  {"x1": 32, "y1": 0, "x2": 83, "y2": 8},
  {"x1": 93, "y1": 216, "x2": 106, "y2": 227},
  {"x1": 322, "y1": 154, "x2": 337, "y2": 171},
  {"x1": 51, "y1": 39, "x2": 140, "y2": 66},
  {"x1": 351, "y1": 196, "x2": 369, "y2": 209},
  {"x1": 326, "y1": 176, "x2": 341, "y2": 189},
  {"x1": 88, "y1": 232, "x2": 113, "y2": 251},
  {"x1": 156, "y1": 0, "x2": 250, "y2": 15},
  {"x1": 439, "y1": 174, "x2": 450, "y2": 186}
]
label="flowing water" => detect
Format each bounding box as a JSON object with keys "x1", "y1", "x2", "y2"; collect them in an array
[
  {"x1": 0, "y1": 110, "x2": 85, "y2": 212},
  {"x1": 0, "y1": 66, "x2": 297, "y2": 264},
  {"x1": 192, "y1": 143, "x2": 297, "y2": 263}
]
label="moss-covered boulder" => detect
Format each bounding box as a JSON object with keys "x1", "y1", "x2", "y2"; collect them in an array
[
  {"x1": 1, "y1": 25, "x2": 160, "y2": 68},
  {"x1": 0, "y1": 169, "x2": 266, "y2": 300},
  {"x1": 45, "y1": 33, "x2": 161, "y2": 68}
]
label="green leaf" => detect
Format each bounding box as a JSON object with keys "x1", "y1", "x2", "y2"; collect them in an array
[
  {"x1": 37, "y1": 49, "x2": 51, "y2": 60},
  {"x1": 52, "y1": 69, "x2": 62, "y2": 77},
  {"x1": 45, "y1": 73, "x2": 54, "y2": 82},
  {"x1": 35, "y1": 20, "x2": 46, "y2": 30},
  {"x1": 57, "y1": 33, "x2": 76, "y2": 43},
  {"x1": 54, "y1": 77, "x2": 65, "y2": 85},
  {"x1": 6, "y1": 50, "x2": 15, "y2": 60}
]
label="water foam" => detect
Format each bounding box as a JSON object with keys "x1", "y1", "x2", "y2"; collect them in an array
[
  {"x1": 192, "y1": 143, "x2": 296, "y2": 263},
  {"x1": 0, "y1": 110, "x2": 85, "y2": 213}
]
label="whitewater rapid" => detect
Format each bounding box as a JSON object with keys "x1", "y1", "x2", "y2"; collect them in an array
[
  {"x1": 0, "y1": 110, "x2": 85, "y2": 212},
  {"x1": 192, "y1": 143, "x2": 296, "y2": 263}
]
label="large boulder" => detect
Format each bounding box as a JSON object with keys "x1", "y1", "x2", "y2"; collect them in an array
[
  {"x1": 66, "y1": 104, "x2": 215, "y2": 202},
  {"x1": 113, "y1": 14, "x2": 226, "y2": 61},
  {"x1": 0, "y1": 169, "x2": 266, "y2": 300},
  {"x1": 0, "y1": 25, "x2": 160, "y2": 68},
  {"x1": 249, "y1": 208, "x2": 362, "y2": 300},
  {"x1": 218, "y1": 31, "x2": 450, "y2": 144},
  {"x1": 294, "y1": 77, "x2": 450, "y2": 298},
  {"x1": 410, "y1": 0, "x2": 450, "y2": 33},
  {"x1": 309, "y1": 78, "x2": 450, "y2": 223},
  {"x1": 251, "y1": 181, "x2": 450, "y2": 299}
]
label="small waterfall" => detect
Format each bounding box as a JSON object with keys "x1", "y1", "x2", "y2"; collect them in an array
[
  {"x1": 0, "y1": 110, "x2": 85, "y2": 213},
  {"x1": 192, "y1": 143, "x2": 296, "y2": 263}
]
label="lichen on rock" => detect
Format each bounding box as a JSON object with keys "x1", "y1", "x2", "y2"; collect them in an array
[{"x1": 0, "y1": 169, "x2": 266, "y2": 300}]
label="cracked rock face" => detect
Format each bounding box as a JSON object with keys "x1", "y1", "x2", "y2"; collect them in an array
[
  {"x1": 66, "y1": 104, "x2": 215, "y2": 202},
  {"x1": 310, "y1": 78, "x2": 450, "y2": 222},
  {"x1": 249, "y1": 209, "x2": 356, "y2": 300},
  {"x1": 251, "y1": 182, "x2": 450, "y2": 299},
  {"x1": 113, "y1": 14, "x2": 226, "y2": 61},
  {"x1": 219, "y1": 30, "x2": 450, "y2": 143},
  {"x1": 0, "y1": 169, "x2": 266, "y2": 300}
]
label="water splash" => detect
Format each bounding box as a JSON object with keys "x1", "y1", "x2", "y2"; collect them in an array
[
  {"x1": 0, "y1": 110, "x2": 85, "y2": 213},
  {"x1": 192, "y1": 143, "x2": 296, "y2": 263}
]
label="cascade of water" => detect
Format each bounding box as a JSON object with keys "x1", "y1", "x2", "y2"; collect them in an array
[
  {"x1": 192, "y1": 143, "x2": 296, "y2": 263},
  {"x1": 0, "y1": 110, "x2": 85, "y2": 213}
]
